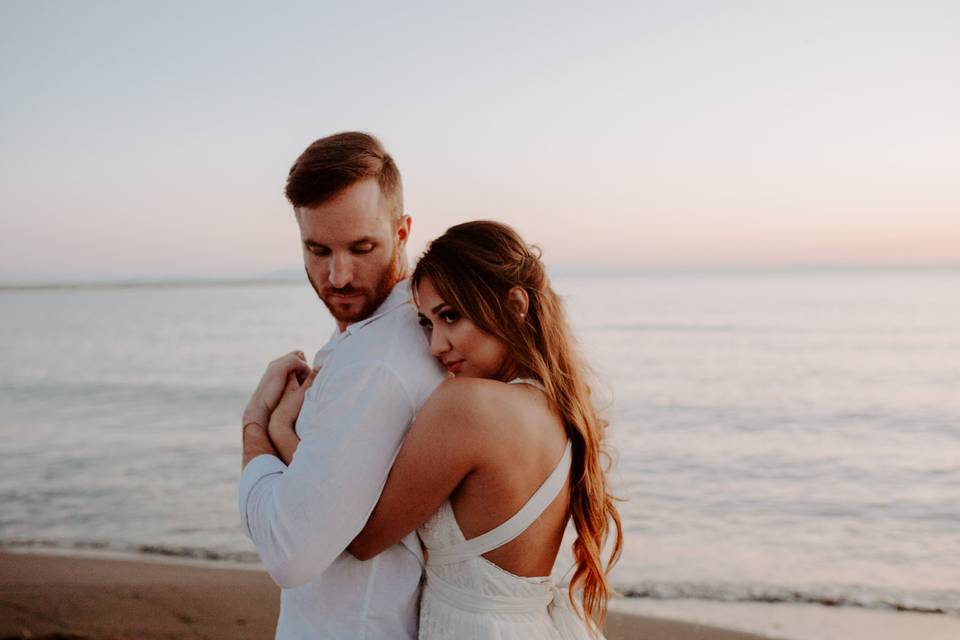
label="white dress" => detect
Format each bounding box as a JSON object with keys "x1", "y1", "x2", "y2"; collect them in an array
[{"x1": 416, "y1": 380, "x2": 604, "y2": 639}]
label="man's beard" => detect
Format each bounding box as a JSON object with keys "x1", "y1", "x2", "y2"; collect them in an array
[{"x1": 308, "y1": 243, "x2": 404, "y2": 327}]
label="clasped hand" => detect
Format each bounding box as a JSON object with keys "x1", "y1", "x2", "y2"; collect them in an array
[{"x1": 243, "y1": 351, "x2": 319, "y2": 466}]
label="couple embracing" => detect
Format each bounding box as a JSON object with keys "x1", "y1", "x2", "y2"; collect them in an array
[{"x1": 239, "y1": 132, "x2": 622, "y2": 639}]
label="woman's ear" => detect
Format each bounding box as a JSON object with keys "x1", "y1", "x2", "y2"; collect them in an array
[{"x1": 506, "y1": 286, "x2": 529, "y2": 319}]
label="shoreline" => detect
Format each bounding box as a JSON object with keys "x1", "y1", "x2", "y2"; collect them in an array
[
  {"x1": 0, "y1": 543, "x2": 262, "y2": 571},
  {"x1": 3, "y1": 550, "x2": 958, "y2": 640},
  {"x1": 610, "y1": 597, "x2": 960, "y2": 640},
  {"x1": 1, "y1": 551, "x2": 774, "y2": 640}
]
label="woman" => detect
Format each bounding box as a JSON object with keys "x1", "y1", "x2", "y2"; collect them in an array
[{"x1": 268, "y1": 221, "x2": 622, "y2": 638}]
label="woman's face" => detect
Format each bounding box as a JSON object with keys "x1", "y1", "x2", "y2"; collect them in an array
[{"x1": 415, "y1": 276, "x2": 509, "y2": 379}]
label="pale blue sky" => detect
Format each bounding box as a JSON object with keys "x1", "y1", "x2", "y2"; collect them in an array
[{"x1": 2, "y1": 1, "x2": 958, "y2": 281}]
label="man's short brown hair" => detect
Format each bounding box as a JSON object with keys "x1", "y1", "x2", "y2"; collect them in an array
[{"x1": 285, "y1": 132, "x2": 402, "y2": 218}]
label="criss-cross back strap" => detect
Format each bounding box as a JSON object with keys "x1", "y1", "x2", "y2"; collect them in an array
[{"x1": 428, "y1": 440, "x2": 572, "y2": 566}]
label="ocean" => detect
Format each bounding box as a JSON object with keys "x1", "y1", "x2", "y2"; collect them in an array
[{"x1": 1, "y1": 269, "x2": 958, "y2": 623}]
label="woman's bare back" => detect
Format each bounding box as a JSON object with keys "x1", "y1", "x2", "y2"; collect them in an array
[{"x1": 446, "y1": 380, "x2": 570, "y2": 577}]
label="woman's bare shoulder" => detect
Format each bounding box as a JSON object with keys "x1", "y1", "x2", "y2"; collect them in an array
[
  {"x1": 420, "y1": 378, "x2": 495, "y2": 421},
  {"x1": 422, "y1": 378, "x2": 556, "y2": 443},
  {"x1": 425, "y1": 377, "x2": 535, "y2": 415}
]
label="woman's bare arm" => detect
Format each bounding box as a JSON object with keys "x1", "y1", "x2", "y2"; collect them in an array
[
  {"x1": 267, "y1": 413, "x2": 300, "y2": 466},
  {"x1": 267, "y1": 369, "x2": 318, "y2": 465},
  {"x1": 346, "y1": 378, "x2": 491, "y2": 561}
]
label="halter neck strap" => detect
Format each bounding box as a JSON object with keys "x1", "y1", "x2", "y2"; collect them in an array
[{"x1": 507, "y1": 377, "x2": 545, "y2": 392}]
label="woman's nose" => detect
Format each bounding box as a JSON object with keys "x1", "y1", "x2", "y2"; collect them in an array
[{"x1": 429, "y1": 328, "x2": 450, "y2": 358}]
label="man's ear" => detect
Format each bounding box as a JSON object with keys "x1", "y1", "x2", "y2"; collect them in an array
[
  {"x1": 506, "y1": 286, "x2": 529, "y2": 319},
  {"x1": 396, "y1": 215, "x2": 412, "y2": 247}
]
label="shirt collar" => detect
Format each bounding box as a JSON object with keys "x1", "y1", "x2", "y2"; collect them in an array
[{"x1": 339, "y1": 278, "x2": 413, "y2": 337}]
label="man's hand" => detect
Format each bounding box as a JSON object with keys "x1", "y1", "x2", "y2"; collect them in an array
[
  {"x1": 242, "y1": 422, "x2": 279, "y2": 469},
  {"x1": 243, "y1": 351, "x2": 312, "y2": 428}
]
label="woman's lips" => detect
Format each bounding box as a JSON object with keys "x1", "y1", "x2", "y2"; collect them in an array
[{"x1": 445, "y1": 360, "x2": 463, "y2": 374}]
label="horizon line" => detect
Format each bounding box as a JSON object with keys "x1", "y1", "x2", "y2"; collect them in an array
[{"x1": 2, "y1": 262, "x2": 959, "y2": 292}]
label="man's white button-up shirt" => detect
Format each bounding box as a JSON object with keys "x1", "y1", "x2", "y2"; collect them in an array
[{"x1": 239, "y1": 279, "x2": 446, "y2": 639}]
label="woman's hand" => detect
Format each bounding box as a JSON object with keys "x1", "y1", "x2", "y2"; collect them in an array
[
  {"x1": 243, "y1": 351, "x2": 312, "y2": 429},
  {"x1": 269, "y1": 367, "x2": 320, "y2": 465}
]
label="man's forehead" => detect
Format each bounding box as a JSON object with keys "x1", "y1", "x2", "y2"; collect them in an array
[{"x1": 296, "y1": 205, "x2": 393, "y2": 243}]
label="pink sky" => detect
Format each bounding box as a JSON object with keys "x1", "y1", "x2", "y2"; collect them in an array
[{"x1": 1, "y1": 2, "x2": 958, "y2": 282}]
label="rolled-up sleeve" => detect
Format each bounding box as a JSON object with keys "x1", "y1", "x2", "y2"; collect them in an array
[{"x1": 238, "y1": 361, "x2": 414, "y2": 588}]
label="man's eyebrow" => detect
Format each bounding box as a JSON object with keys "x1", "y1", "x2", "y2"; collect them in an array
[
  {"x1": 350, "y1": 237, "x2": 377, "y2": 246},
  {"x1": 303, "y1": 239, "x2": 326, "y2": 247}
]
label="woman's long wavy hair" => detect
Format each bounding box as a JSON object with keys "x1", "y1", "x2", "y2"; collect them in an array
[{"x1": 413, "y1": 220, "x2": 623, "y2": 631}]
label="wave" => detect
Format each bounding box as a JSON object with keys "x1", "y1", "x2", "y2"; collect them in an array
[
  {"x1": 618, "y1": 580, "x2": 960, "y2": 616},
  {"x1": 0, "y1": 538, "x2": 260, "y2": 564}
]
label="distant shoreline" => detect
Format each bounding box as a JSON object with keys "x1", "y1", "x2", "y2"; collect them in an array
[{"x1": 3, "y1": 263, "x2": 958, "y2": 292}]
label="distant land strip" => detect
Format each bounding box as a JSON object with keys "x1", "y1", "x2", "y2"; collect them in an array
[{"x1": 2, "y1": 263, "x2": 958, "y2": 292}]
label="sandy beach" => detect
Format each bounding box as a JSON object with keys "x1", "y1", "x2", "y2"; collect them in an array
[{"x1": 0, "y1": 551, "x2": 774, "y2": 640}]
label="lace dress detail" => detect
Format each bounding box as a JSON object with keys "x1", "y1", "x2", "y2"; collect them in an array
[{"x1": 416, "y1": 380, "x2": 603, "y2": 639}]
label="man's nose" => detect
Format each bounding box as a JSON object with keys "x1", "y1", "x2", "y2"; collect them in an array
[{"x1": 328, "y1": 254, "x2": 353, "y2": 289}]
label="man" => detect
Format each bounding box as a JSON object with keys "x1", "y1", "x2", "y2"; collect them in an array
[{"x1": 239, "y1": 132, "x2": 446, "y2": 638}]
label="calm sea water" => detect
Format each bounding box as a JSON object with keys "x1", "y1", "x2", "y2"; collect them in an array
[{"x1": 1, "y1": 270, "x2": 958, "y2": 617}]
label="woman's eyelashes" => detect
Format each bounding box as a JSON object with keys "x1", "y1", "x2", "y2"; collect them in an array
[
  {"x1": 437, "y1": 309, "x2": 460, "y2": 324},
  {"x1": 418, "y1": 307, "x2": 460, "y2": 329}
]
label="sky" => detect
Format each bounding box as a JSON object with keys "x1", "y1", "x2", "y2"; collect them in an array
[{"x1": 1, "y1": 1, "x2": 958, "y2": 282}]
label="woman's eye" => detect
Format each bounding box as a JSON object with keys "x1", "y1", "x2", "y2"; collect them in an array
[
  {"x1": 439, "y1": 311, "x2": 459, "y2": 324},
  {"x1": 418, "y1": 317, "x2": 433, "y2": 330}
]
